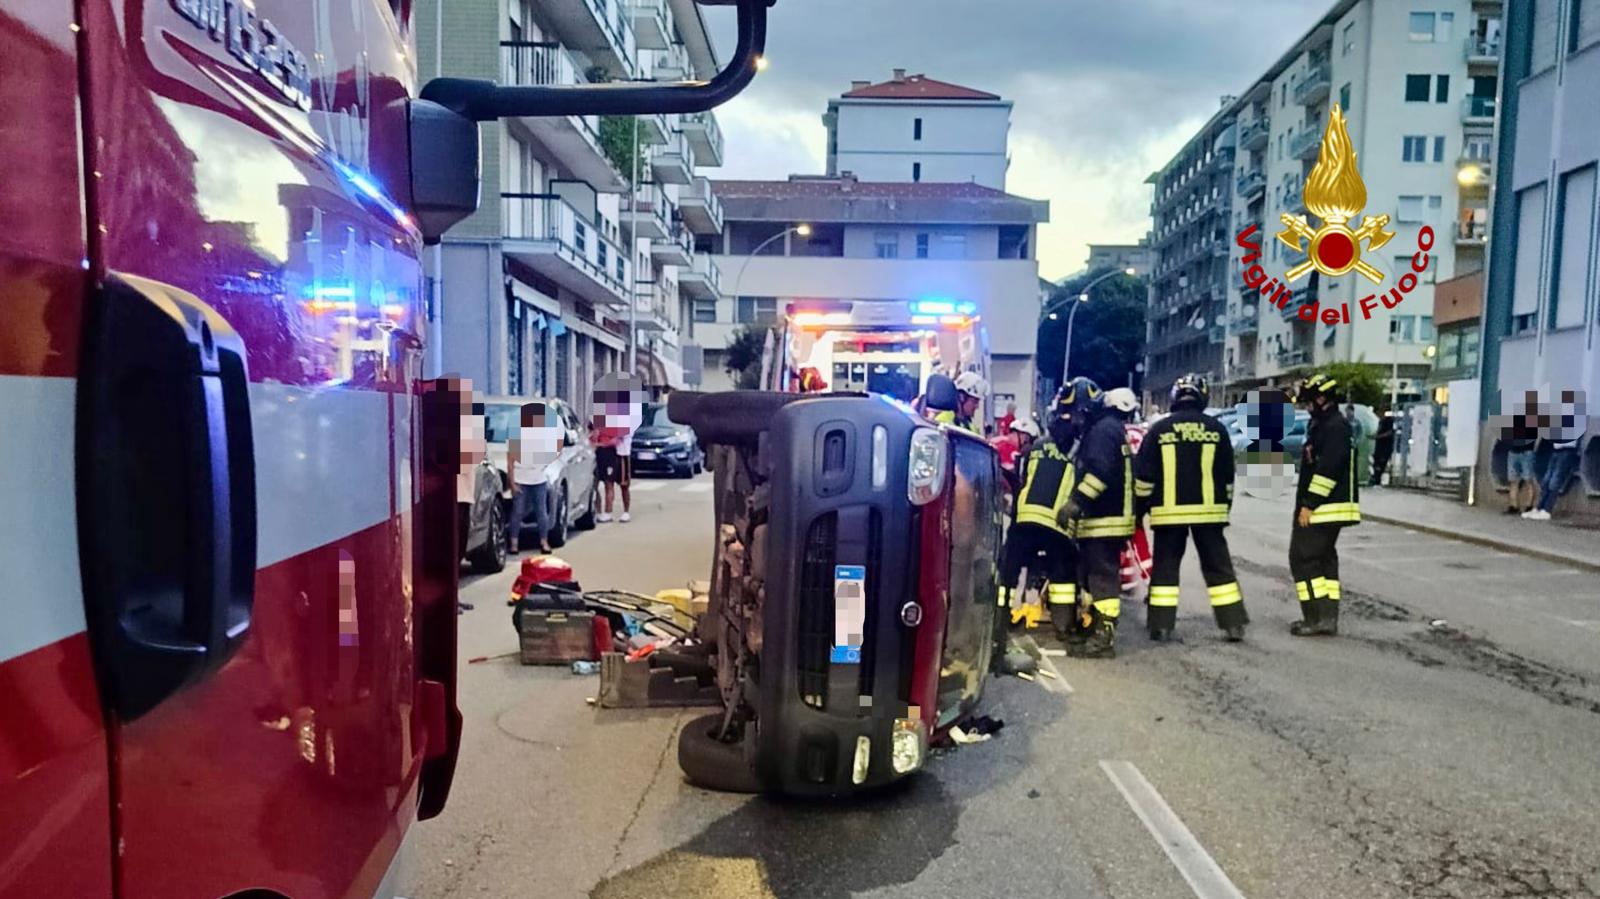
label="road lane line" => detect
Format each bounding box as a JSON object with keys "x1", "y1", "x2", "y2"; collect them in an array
[
  {"x1": 1035, "y1": 649, "x2": 1074, "y2": 695},
  {"x1": 630, "y1": 481, "x2": 667, "y2": 492},
  {"x1": 1099, "y1": 760, "x2": 1248, "y2": 899},
  {"x1": 680, "y1": 481, "x2": 714, "y2": 493}
]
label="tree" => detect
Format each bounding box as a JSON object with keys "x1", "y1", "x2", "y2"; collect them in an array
[
  {"x1": 1036, "y1": 269, "x2": 1147, "y2": 393},
  {"x1": 723, "y1": 324, "x2": 772, "y2": 390},
  {"x1": 599, "y1": 116, "x2": 645, "y2": 185},
  {"x1": 1316, "y1": 360, "x2": 1387, "y2": 409}
]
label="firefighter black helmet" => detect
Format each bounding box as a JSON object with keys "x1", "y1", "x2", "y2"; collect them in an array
[
  {"x1": 1171, "y1": 373, "x2": 1209, "y2": 409},
  {"x1": 1297, "y1": 372, "x2": 1343, "y2": 402},
  {"x1": 1054, "y1": 377, "x2": 1103, "y2": 420}
]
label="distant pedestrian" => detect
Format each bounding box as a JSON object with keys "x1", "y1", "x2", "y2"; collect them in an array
[
  {"x1": 1504, "y1": 397, "x2": 1541, "y2": 514},
  {"x1": 1525, "y1": 433, "x2": 1583, "y2": 521},
  {"x1": 998, "y1": 401, "x2": 1017, "y2": 435},
  {"x1": 507, "y1": 402, "x2": 561, "y2": 555},
  {"x1": 1370, "y1": 413, "x2": 1396, "y2": 486},
  {"x1": 592, "y1": 373, "x2": 644, "y2": 524}
]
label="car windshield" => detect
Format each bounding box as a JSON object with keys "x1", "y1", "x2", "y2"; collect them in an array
[{"x1": 643, "y1": 403, "x2": 677, "y2": 428}]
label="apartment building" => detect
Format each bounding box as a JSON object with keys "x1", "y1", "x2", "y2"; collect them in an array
[
  {"x1": 824, "y1": 70, "x2": 1013, "y2": 189},
  {"x1": 1209, "y1": 0, "x2": 1503, "y2": 403},
  {"x1": 416, "y1": 0, "x2": 725, "y2": 413},
  {"x1": 1476, "y1": 0, "x2": 1600, "y2": 508},
  {"x1": 698, "y1": 175, "x2": 1050, "y2": 419},
  {"x1": 1145, "y1": 102, "x2": 1237, "y2": 403},
  {"x1": 1086, "y1": 242, "x2": 1154, "y2": 279}
]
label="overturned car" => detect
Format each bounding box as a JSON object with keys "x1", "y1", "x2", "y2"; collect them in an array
[{"x1": 669, "y1": 390, "x2": 1004, "y2": 796}]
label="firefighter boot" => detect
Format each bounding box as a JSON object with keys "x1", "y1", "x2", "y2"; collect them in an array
[
  {"x1": 1066, "y1": 610, "x2": 1117, "y2": 659},
  {"x1": 1289, "y1": 599, "x2": 1338, "y2": 637}
]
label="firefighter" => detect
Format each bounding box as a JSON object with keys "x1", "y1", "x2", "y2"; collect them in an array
[
  {"x1": 934, "y1": 371, "x2": 987, "y2": 433},
  {"x1": 998, "y1": 385, "x2": 1084, "y2": 645},
  {"x1": 1056, "y1": 377, "x2": 1134, "y2": 659},
  {"x1": 1289, "y1": 372, "x2": 1361, "y2": 636},
  {"x1": 1134, "y1": 373, "x2": 1247, "y2": 643}
]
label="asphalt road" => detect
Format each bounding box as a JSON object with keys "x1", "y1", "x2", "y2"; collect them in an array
[{"x1": 402, "y1": 477, "x2": 1600, "y2": 899}]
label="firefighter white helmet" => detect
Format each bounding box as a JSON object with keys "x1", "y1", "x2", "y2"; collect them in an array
[
  {"x1": 1011, "y1": 418, "x2": 1041, "y2": 438},
  {"x1": 1104, "y1": 387, "x2": 1140, "y2": 414},
  {"x1": 954, "y1": 371, "x2": 988, "y2": 397}
]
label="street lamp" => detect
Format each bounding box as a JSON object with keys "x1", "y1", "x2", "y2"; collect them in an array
[
  {"x1": 1041, "y1": 267, "x2": 1136, "y2": 385},
  {"x1": 731, "y1": 223, "x2": 812, "y2": 303}
]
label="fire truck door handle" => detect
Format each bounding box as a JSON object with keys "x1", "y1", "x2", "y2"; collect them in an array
[{"x1": 78, "y1": 274, "x2": 258, "y2": 721}]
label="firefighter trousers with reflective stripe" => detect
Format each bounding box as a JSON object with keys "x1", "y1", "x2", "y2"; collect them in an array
[
  {"x1": 999, "y1": 523, "x2": 1077, "y2": 607},
  {"x1": 1289, "y1": 522, "x2": 1343, "y2": 623},
  {"x1": 1078, "y1": 537, "x2": 1122, "y2": 622},
  {"x1": 1147, "y1": 524, "x2": 1247, "y2": 633}
]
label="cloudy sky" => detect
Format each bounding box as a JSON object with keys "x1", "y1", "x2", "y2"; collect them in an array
[{"x1": 707, "y1": 1, "x2": 1323, "y2": 280}]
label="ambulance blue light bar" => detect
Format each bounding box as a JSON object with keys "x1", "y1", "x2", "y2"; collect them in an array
[{"x1": 910, "y1": 299, "x2": 976, "y2": 317}]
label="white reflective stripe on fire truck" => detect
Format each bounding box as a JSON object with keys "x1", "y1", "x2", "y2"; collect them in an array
[
  {"x1": 0, "y1": 375, "x2": 88, "y2": 665},
  {"x1": 251, "y1": 382, "x2": 395, "y2": 568}
]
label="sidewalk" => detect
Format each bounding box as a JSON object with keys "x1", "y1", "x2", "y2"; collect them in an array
[{"x1": 1359, "y1": 486, "x2": 1600, "y2": 571}]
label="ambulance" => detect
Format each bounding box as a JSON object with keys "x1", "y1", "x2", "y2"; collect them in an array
[{"x1": 0, "y1": 0, "x2": 771, "y2": 895}]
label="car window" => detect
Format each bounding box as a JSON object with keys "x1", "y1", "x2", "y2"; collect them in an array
[
  {"x1": 484, "y1": 403, "x2": 520, "y2": 444},
  {"x1": 644, "y1": 404, "x2": 676, "y2": 428}
]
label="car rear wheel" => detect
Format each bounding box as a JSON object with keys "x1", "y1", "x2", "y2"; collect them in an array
[
  {"x1": 573, "y1": 481, "x2": 598, "y2": 530},
  {"x1": 547, "y1": 485, "x2": 570, "y2": 548},
  {"x1": 467, "y1": 501, "x2": 507, "y2": 574},
  {"x1": 677, "y1": 713, "x2": 761, "y2": 793}
]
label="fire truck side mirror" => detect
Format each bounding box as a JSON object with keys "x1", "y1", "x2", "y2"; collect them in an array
[
  {"x1": 420, "y1": 0, "x2": 773, "y2": 121},
  {"x1": 408, "y1": 100, "x2": 481, "y2": 245}
]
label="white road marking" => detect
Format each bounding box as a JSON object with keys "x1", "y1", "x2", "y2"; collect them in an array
[
  {"x1": 680, "y1": 481, "x2": 714, "y2": 493},
  {"x1": 1035, "y1": 650, "x2": 1074, "y2": 695},
  {"x1": 1100, "y1": 760, "x2": 1248, "y2": 899},
  {"x1": 630, "y1": 481, "x2": 667, "y2": 492},
  {"x1": 1565, "y1": 619, "x2": 1600, "y2": 631}
]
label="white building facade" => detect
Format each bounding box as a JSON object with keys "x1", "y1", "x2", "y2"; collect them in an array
[
  {"x1": 417, "y1": 0, "x2": 726, "y2": 414},
  {"x1": 699, "y1": 176, "x2": 1049, "y2": 420},
  {"x1": 1216, "y1": 0, "x2": 1502, "y2": 402},
  {"x1": 824, "y1": 70, "x2": 1012, "y2": 190}
]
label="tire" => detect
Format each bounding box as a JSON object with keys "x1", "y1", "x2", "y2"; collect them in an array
[
  {"x1": 547, "y1": 485, "x2": 570, "y2": 548},
  {"x1": 675, "y1": 463, "x2": 692, "y2": 479},
  {"x1": 692, "y1": 455, "x2": 705, "y2": 476},
  {"x1": 677, "y1": 713, "x2": 761, "y2": 793},
  {"x1": 668, "y1": 392, "x2": 805, "y2": 446},
  {"x1": 572, "y1": 482, "x2": 598, "y2": 531},
  {"x1": 467, "y1": 501, "x2": 507, "y2": 574}
]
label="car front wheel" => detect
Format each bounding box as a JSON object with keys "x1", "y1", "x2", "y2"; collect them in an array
[{"x1": 547, "y1": 485, "x2": 570, "y2": 548}]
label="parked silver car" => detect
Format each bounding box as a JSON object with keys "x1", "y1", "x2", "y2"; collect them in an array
[{"x1": 482, "y1": 396, "x2": 598, "y2": 548}]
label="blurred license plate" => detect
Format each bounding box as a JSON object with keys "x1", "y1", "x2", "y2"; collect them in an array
[
  {"x1": 636, "y1": 451, "x2": 657, "y2": 460},
  {"x1": 830, "y1": 565, "x2": 866, "y2": 664}
]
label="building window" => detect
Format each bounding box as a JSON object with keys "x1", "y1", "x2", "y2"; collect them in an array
[
  {"x1": 1402, "y1": 136, "x2": 1428, "y2": 162},
  {"x1": 1338, "y1": 82, "x2": 1351, "y2": 111},
  {"x1": 1404, "y1": 74, "x2": 1431, "y2": 102},
  {"x1": 1511, "y1": 183, "x2": 1548, "y2": 334},
  {"x1": 1433, "y1": 136, "x2": 1446, "y2": 162},
  {"x1": 1280, "y1": 83, "x2": 1287, "y2": 107},
  {"x1": 1397, "y1": 195, "x2": 1425, "y2": 222},
  {"x1": 692, "y1": 298, "x2": 717, "y2": 323},
  {"x1": 1551, "y1": 165, "x2": 1597, "y2": 330},
  {"x1": 1409, "y1": 12, "x2": 1436, "y2": 41},
  {"x1": 1575, "y1": 0, "x2": 1600, "y2": 53},
  {"x1": 1428, "y1": 195, "x2": 1443, "y2": 212},
  {"x1": 1435, "y1": 73, "x2": 1450, "y2": 102},
  {"x1": 1419, "y1": 316, "x2": 1435, "y2": 341},
  {"x1": 1439, "y1": 329, "x2": 1462, "y2": 368},
  {"x1": 913, "y1": 117, "x2": 923, "y2": 141},
  {"x1": 1342, "y1": 21, "x2": 1356, "y2": 54},
  {"x1": 936, "y1": 233, "x2": 968, "y2": 259},
  {"x1": 1460, "y1": 326, "x2": 1480, "y2": 368},
  {"x1": 916, "y1": 232, "x2": 930, "y2": 258},
  {"x1": 874, "y1": 231, "x2": 899, "y2": 259},
  {"x1": 507, "y1": 298, "x2": 525, "y2": 395},
  {"x1": 912, "y1": 162, "x2": 922, "y2": 182},
  {"x1": 736, "y1": 296, "x2": 778, "y2": 324},
  {"x1": 1463, "y1": 134, "x2": 1492, "y2": 160},
  {"x1": 1391, "y1": 315, "x2": 1416, "y2": 343},
  {"x1": 1532, "y1": 0, "x2": 1561, "y2": 70}
]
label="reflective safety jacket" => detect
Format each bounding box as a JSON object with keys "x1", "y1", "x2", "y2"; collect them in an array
[
  {"x1": 1016, "y1": 441, "x2": 1077, "y2": 535},
  {"x1": 1133, "y1": 408, "x2": 1235, "y2": 526},
  {"x1": 1298, "y1": 407, "x2": 1361, "y2": 526},
  {"x1": 933, "y1": 409, "x2": 978, "y2": 434},
  {"x1": 1069, "y1": 415, "x2": 1135, "y2": 539}
]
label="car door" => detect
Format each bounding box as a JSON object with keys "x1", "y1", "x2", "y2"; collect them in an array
[
  {"x1": 76, "y1": 2, "x2": 428, "y2": 895},
  {"x1": 560, "y1": 401, "x2": 596, "y2": 515}
]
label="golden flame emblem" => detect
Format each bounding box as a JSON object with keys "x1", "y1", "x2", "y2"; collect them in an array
[{"x1": 1276, "y1": 103, "x2": 1395, "y2": 284}]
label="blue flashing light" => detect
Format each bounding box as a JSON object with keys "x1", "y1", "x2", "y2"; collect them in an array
[{"x1": 911, "y1": 299, "x2": 976, "y2": 317}]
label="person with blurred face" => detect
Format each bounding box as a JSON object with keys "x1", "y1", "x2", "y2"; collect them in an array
[
  {"x1": 592, "y1": 373, "x2": 644, "y2": 523},
  {"x1": 507, "y1": 402, "x2": 562, "y2": 555}
]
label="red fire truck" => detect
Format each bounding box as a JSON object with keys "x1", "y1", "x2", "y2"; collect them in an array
[{"x1": 0, "y1": 1, "x2": 770, "y2": 895}]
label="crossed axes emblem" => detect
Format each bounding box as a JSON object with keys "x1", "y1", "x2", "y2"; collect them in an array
[{"x1": 1276, "y1": 211, "x2": 1395, "y2": 285}]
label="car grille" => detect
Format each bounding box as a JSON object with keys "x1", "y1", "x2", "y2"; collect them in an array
[
  {"x1": 857, "y1": 510, "x2": 882, "y2": 706},
  {"x1": 796, "y1": 512, "x2": 837, "y2": 709}
]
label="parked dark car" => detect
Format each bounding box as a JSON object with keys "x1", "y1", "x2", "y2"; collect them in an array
[
  {"x1": 459, "y1": 459, "x2": 507, "y2": 574},
  {"x1": 669, "y1": 391, "x2": 1002, "y2": 796},
  {"x1": 631, "y1": 402, "x2": 705, "y2": 477}
]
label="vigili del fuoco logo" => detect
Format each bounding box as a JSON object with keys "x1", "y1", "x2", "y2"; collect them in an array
[{"x1": 1236, "y1": 103, "x2": 1435, "y2": 327}]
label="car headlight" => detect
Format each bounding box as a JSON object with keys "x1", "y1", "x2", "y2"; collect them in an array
[
  {"x1": 891, "y1": 718, "x2": 926, "y2": 774},
  {"x1": 907, "y1": 428, "x2": 947, "y2": 506}
]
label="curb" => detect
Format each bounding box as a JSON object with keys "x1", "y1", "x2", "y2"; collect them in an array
[{"x1": 1364, "y1": 512, "x2": 1600, "y2": 574}]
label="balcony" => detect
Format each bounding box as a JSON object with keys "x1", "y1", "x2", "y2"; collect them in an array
[
  {"x1": 1276, "y1": 346, "x2": 1310, "y2": 368},
  {"x1": 679, "y1": 176, "x2": 724, "y2": 236},
  {"x1": 502, "y1": 193, "x2": 631, "y2": 308},
  {"x1": 652, "y1": 45, "x2": 689, "y2": 81},
  {"x1": 501, "y1": 43, "x2": 627, "y2": 192},
  {"x1": 679, "y1": 110, "x2": 724, "y2": 167},
  {"x1": 1464, "y1": 35, "x2": 1500, "y2": 68},
  {"x1": 628, "y1": 0, "x2": 670, "y2": 50},
  {"x1": 634, "y1": 111, "x2": 670, "y2": 145},
  {"x1": 678, "y1": 252, "x2": 722, "y2": 300},
  {"x1": 1239, "y1": 118, "x2": 1269, "y2": 151},
  {"x1": 650, "y1": 224, "x2": 693, "y2": 267},
  {"x1": 1462, "y1": 96, "x2": 1496, "y2": 123},
  {"x1": 1236, "y1": 170, "x2": 1266, "y2": 200},
  {"x1": 1455, "y1": 217, "x2": 1488, "y2": 246},
  {"x1": 1227, "y1": 360, "x2": 1258, "y2": 381},
  {"x1": 620, "y1": 182, "x2": 671, "y2": 240},
  {"x1": 631, "y1": 281, "x2": 674, "y2": 332},
  {"x1": 1293, "y1": 63, "x2": 1331, "y2": 106},
  {"x1": 544, "y1": 0, "x2": 635, "y2": 76},
  {"x1": 1229, "y1": 307, "x2": 1259, "y2": 336},
  {"x1": 1289, "y1": 125, "x2": 1321, "y2": 160},
  {"x1": 650, "y1": 131, "x2": 693, "y2": 185}
]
